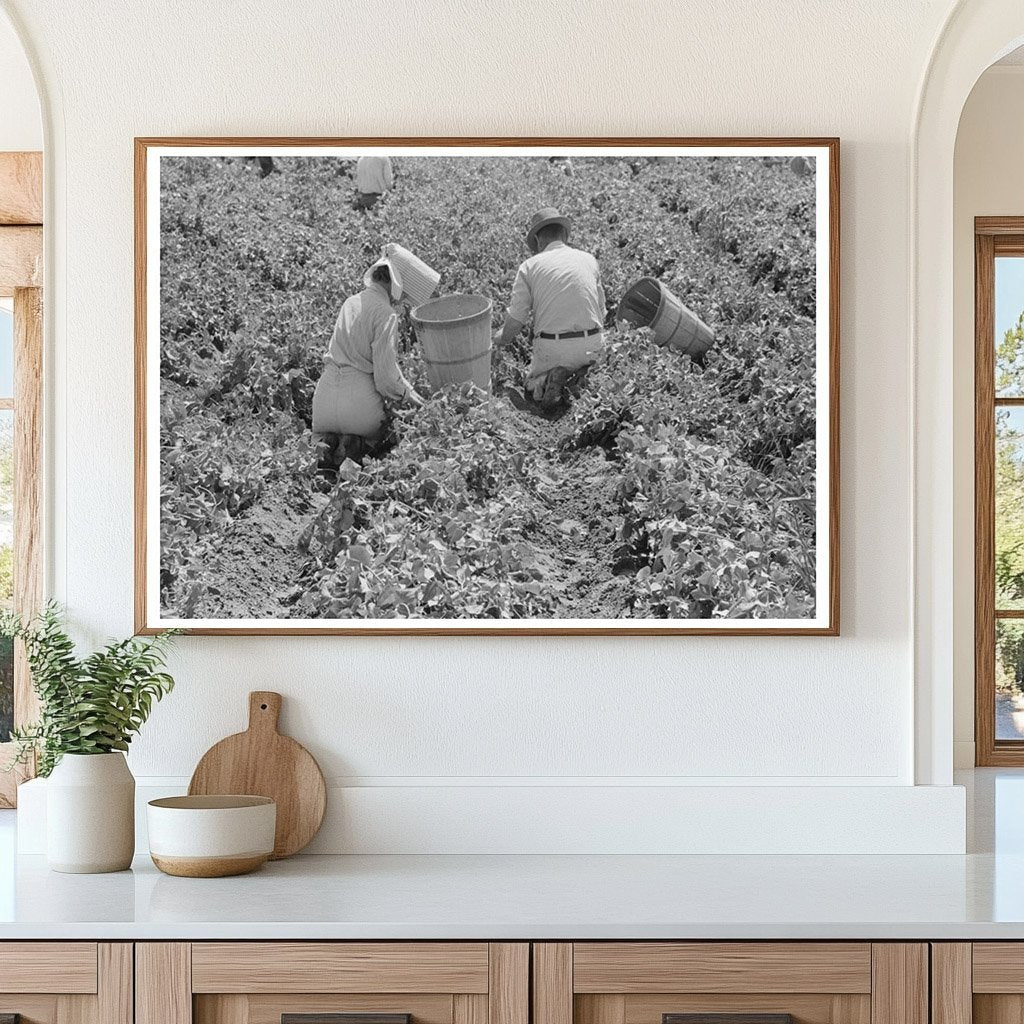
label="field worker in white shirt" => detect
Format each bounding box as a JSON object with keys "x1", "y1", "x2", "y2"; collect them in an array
[
  {"x1": 354, "y1": 155, "x2": 394, "y2": 210},
  {"x1": 495, "y1": 207, "x2": 607, "y2": 408}
]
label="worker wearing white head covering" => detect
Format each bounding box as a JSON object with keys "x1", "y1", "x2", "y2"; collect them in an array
[
  {"x1": 363, "y1": 243, "x2": 441, "y2": 305},
  {"x1": 312, "y1": 246, "x2": 440, "y2": 442}
]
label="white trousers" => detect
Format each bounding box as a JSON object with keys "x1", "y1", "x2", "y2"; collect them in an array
[
  {"x1": 526, "y1": 332, "x2": 605, "y2": 394},
  {"x1": 312, "y1": 363, "x2": 386, "y2": 438}
]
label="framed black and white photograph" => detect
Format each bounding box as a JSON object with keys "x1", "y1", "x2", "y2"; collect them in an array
[{"x1": 135, "y1": 137, "x2": 839, "y2": 635}]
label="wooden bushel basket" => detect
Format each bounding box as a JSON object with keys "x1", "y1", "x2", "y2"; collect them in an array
[
  {"x1": 411, "y1": 293, "x2": 493, "y2": 393},
  {"x1": 617, "y1": 277, "x2": 714, "y2": 357}
]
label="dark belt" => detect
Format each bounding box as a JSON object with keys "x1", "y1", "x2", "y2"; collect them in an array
[{"x1": 535, "y1": 326, "x2": 602, "y2": 340}]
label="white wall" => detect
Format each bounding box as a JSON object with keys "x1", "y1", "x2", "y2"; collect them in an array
[
  {"x1": 3, "y1": 0, "x2": 972, "y2": 851},
  {"x1": 0, "y1": 9, "x2": 39, "y2": 151},
  {"x1": 952, "y1": 66, "x2": 1024, "y2": 767}
]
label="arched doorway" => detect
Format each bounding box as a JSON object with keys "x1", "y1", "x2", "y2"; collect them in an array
[
  {"x1": 953, "y1": 51, "x2": 1024, "y2": 770},
  {"x1": 913, "y1": 1, "x2": 1024, "y2": 785}
]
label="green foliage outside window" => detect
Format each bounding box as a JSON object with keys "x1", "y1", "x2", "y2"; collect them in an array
[{"x1": 996, "y1": 312, "x2": 1024, "y2": 693}]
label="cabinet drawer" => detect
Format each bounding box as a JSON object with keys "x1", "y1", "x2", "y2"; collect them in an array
[
  {"x1": 572, "y1": 944, "x2": 872, "y2": 994},
  {"x1": 0, "y1": 942, "x2": 98, "y2": 994},
  {"x1": 191, "y1": 943, "x2": 491, "y2": 994},
  {"x1": 533, "y1": 944, "x2": 925, "y2": 1024},
  {"x1": 569, "y1": 943, "x2": 872, "y2": 1024},
  {"x1": 139, "y1": 943, "x2": 529, "y2": 1024},
  {"x1": 0, "y1": 943, "x2": 130, "y2": 1024},
  {"x1": 973, "y1": 944, "x2": 1024, "y2": 992}
]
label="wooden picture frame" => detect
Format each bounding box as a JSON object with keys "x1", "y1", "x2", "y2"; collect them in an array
[{"x1": 135, "y1": 137, "x2": 840, "y2": 636}]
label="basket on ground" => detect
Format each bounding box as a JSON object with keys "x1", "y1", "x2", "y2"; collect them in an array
[
  {"x1": 411, "y1": 293, "x2": 493, "y2": 393},
  {"x1": 616, "y1": 277, "x2": 714, "y2": 357}
]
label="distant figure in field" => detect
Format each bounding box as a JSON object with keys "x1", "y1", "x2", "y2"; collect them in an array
[
  {"x1": 243, "y1": 156, "x2": 275, "y2": 178},
  {"x1": 312, "y1": 245, "x2": 438, "y2": 462},
  {"x1": 494, "y1": 207, "x2": 606, "y2": 408},
  {"x1": 354, "y1": 155, "x2": 394, "y2": 210},
  {"x1": 547, "y1": 156, "x2": 574, "y2": 177}
]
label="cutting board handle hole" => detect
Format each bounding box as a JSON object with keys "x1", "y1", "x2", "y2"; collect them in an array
[{"x1": 260, "y1": 703, "x2": 268, "y2": 710}]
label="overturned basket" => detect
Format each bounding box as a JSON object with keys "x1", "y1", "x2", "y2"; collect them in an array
[{"x1": 617, "y1": 278, "x2": 714, "y2": 357}]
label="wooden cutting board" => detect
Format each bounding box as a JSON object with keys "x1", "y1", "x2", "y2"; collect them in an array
[{"x1": 188, "y1": 691, "x2": 326, "y2": 859}]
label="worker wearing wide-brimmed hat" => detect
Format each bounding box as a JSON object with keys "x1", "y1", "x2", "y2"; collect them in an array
[
  {"x1": 495, "y1": 207, "x2": 607, "y2": 407},
  {"x1": 312, "y1": 243, "x2": 439, "y2": 457}
]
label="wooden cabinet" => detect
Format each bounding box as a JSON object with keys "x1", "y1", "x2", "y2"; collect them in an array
[
  {"x1": 532, "y1": 944, "x2": 928, "y2": 1024},
  {"x1": 0, "y1": 938, "x2": 951, "y2": 1024},
  {"x1": 136, "y1": 944, "x2": 528, "y2": 1024},
  {"x1": 0, "y1": 943, "x2": 131, "y2": 1024},
  {"x1": 932, "y1": 943, "x2": 1024, "y2": 1024}
]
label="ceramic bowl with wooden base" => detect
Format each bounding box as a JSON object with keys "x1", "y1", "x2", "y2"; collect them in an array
[{"x1": 147, "y1": 795, "x2": 276, "y2": 877}]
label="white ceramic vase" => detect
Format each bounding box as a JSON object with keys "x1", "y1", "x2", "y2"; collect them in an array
[{"x1": 46, "y1": 752, "x2": 135, "y2": 873}]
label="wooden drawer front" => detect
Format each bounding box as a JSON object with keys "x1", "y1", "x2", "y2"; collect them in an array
[
  {"x1": 0, "y1": 944, "x2": 129, "y2": 1024},
  {"x1": 191, "y1": 944, "x2": 490, "y2": 994},
  {"x1": 572, "y1": 944, "x2": 873, "y2": 995},
  {"x1": 142, "y1": 943, "x2": 527, "y2": 1024},
  {"x1": 0, "y1": 943, "x2": 98, "y2": 994},
  {"x1": 973, "y1": 944, "x2": 1024, "y2": 993}
]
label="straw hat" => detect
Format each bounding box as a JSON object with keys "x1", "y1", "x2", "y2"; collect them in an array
[{"x1": 526, "y1": 207, "x2": 571, "y2": 252}]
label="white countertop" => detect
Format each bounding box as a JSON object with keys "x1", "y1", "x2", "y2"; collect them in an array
[
  {"x1": 0, "y1": 849, "x2": 1021, "y2": 940},
  {"x1": 0, "y1": 769, "x2": 1021, "y2": 941}
]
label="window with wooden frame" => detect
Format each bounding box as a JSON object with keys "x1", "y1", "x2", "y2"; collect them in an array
[
  {"x1": 0, "y1": 151, "x2": 43, "y2": 806},
  {"x1": 976, "y1": 217, "x2": 1024, "y2": 765}
]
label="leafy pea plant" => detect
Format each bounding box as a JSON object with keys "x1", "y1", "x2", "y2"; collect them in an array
[
  {"x1": 1, "y1": 604, "x2": 178, "y2": 777},
  {"x1": 159, "y1": 155, "x2": 819, "y2": 620}
]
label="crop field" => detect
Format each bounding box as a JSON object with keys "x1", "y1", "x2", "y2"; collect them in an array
[{"x1": 158, "y1": 153, "x2": 818, "y2": 621}]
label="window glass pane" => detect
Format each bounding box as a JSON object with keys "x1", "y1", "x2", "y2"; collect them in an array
[
  {"x1": 998, "y1": 620, "x2": 1024, "y2": 740},
  {"x1": 997, "y1": 407, "x2": 1024, "y2": 609},
  {"x1": 0, "y1": 409, "x2": 11, "y2": 742},
  {"x1": 996, "y1": 256, "x2": 1024, "y2": 397},
  {"x1": 0, "y1": 306, "x2": 12, "y2": 399}
]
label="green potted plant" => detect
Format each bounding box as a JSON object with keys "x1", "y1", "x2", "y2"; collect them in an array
[{"x1": 2, "y1": 604, "x2": 178, "y2": 873}]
